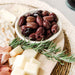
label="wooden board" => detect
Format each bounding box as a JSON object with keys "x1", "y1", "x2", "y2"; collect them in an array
[{"x1": 0, "y1": 2, "x2": 64, "y2": 75}]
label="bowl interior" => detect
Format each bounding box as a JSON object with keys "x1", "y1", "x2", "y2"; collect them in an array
[{"x1": 15, "y1": 9, "x2": 62, "y2": 43}]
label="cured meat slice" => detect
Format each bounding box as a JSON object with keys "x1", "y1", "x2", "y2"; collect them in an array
[
  {"x1": 0, "y1": 65, "x2": 11, "y2": 75},
  {"x1": 0, "y1": 46, "x2": 12, "y2": 53},
  {"x1": 0, "y1": 46, "x2": 12, "y2": 64}
]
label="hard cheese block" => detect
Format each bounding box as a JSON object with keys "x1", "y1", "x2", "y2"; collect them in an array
[
  {"x1": 13, "y1": 55, "x2": 30, "y2": 69},
  {"x1": 24, "y1": 62, "x2": 40, "y2": 75},
  {"x1": 10, "y1": 45, "x2": 23, "y2": 57},
  {"x1": 22, "y1": 49, "x2": 38, "y2": 58},
  {"x1": 11, "y1": 67, "x2": 25, "y2": 75}
]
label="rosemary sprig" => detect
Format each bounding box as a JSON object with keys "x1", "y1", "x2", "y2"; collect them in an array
[{"x1": 9, "y1": 38, "x2": 75, "y2": 64}]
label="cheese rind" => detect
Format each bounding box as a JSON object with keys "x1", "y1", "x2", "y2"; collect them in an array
[{"x1": 10, "y1": 45, "x2": 23, "y2": 57}]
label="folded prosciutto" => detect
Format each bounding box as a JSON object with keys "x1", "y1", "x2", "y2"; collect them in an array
[
  {"x1": 0, "y1": 65, "x2": 11, "y2": 75},
  {"x1": 0, "y1": 46, "x2": 12, "y2": 64}
]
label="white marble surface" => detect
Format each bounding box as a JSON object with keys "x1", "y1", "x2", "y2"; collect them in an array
[{"x1": 41, "y1": 0, "x2": 75, "y2": 26}]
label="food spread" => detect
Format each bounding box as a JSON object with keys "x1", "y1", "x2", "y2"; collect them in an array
[{"x1": 0, "y1": 8, "x2": 75, "y2": 75}]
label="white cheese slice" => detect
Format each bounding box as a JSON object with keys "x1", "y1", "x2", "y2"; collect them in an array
[
  {"x1": 10, "y1": 45, "x2": 23, "y2": 57},
  {"x1": 11, "y1": 67, "x2": 25, "y2": 75},
  {"x1": 13, "y1": 55, "x2": 30, "y2": 69},
  {"x1": 22, "y1": 49, "x2": 38, "y2": 58},
  {"x1": 24, "y1": 62, "x2": 40, "y2": 75}
]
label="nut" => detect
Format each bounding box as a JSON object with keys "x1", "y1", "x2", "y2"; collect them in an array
[
  {"x1": 18, "y1": 16, "x2": 26, "y2": 26},
  {"x1": 36, "y1": 16, "x2": 43, "y2": 26},
  {"x1": 27, "y1": 22, "x2": 38, "y2": 29},
  {"x1": 43, "y1": 20, "x2": 51, "y2": 29},
  {"x1": 26, "y1": 16, "x2": 35, "y2": 22},
  {"x1": 43, "y1": 16, "x2": 54, "y2": 22}
]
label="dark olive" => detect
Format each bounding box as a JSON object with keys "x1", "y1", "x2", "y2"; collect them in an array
[
  {"x1": 42, "y1": 11, "x2": 49, "y2": 16},
  {"x1": 18, "y1": 16, "x2": 26, "y2": 26},
  {"x1": 26, "y1": 16, "x2": 36, "y2": 22},
  {"x1": 49, "y1": 13, "x2": 58, "y2": 22},
  {"x1": 43, "y1": 20, "x2": 51, "y2": 29},
  {"x1": 29, "y1": 33, "x2": 36, "y2": 40},
  {"x1": 26, "y1": 22, "x2": 38, "y2": 29},
  {"x1": 43, "y1": 16, "x2": 54, "y2": 22},
  {"x1": 51, "y1": 24, "x2": 59, "y2": 34},
  {"x1": 21, "y1": 26, "x2": 33, "y2": 36},
  {"x1": 46, "y1": 30, "x2": 52, "y2": 39},
  {"x1": 35, "y1": 33, "x2": 45, "y2": 41},
  {"x1": 36, "y1": 27, "x2": 45, "y2": 34},
  {"x1": 36, "y1": 16, "x2": 43, "y2": 26}
]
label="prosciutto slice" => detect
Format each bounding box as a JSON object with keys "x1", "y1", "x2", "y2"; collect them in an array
[
  {"x1": 0, "y1": 65, "x2": 11, "y2": 75},
  {"x1": 0, "y1": 46, "x2": 12, "y2": 64},
  {"x1": 0, "y1": 46, "x2": 12, "y2": 53}
]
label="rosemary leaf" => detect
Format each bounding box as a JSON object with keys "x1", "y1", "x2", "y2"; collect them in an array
[{"x1": 9, "y1": 38, "x2": 75, "y2": 64}]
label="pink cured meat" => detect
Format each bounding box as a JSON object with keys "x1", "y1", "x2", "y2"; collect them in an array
[
  {"x1": 0, "y1": 46, "x2": 12, "y2": 64},
  {"x1": 0, "y1": 46, "x2": 12, "y2": 53},
  {"x1": 0, "y1": 65, "x2": 11, "y2": 75}
]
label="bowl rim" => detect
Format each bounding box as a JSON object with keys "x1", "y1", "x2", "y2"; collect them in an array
[{"x1": 15, "y1": 9, "x2": 62, "y2": 43}]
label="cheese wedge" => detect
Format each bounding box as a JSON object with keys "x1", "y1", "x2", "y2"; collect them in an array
[
  {"x1": 24, "y1": 62, "x2": 40, "y2": 75},
  {"x1": 22, "y1": 49, "x2": 38, "y2": 58},
  {"x1": 11, "y1": 67, "x2": 25, "y2": 75},
  {"x1": 9, "y1": 57, "x2": 15, "y2": 66},
  {"x1": 13, "y1": 55, "x2": 30, "y2": 69},
  {"x1": 10, "y1": 45, "x2": 23, "y2": 57}
]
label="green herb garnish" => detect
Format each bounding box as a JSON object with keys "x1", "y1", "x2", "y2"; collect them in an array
[{"x1": 9, "y1": 38, "x2": 75, "y2": 64}]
